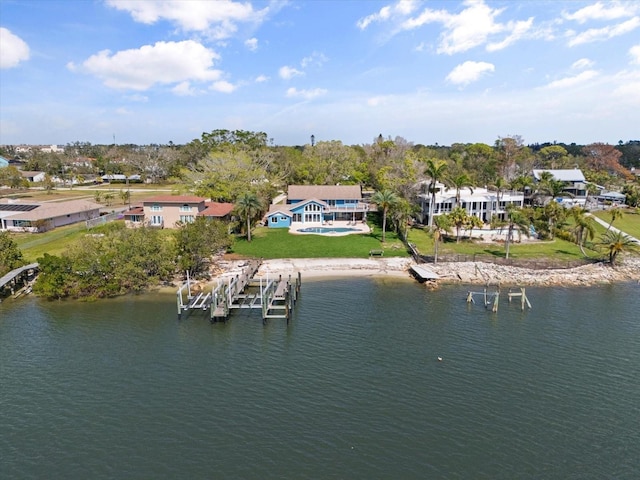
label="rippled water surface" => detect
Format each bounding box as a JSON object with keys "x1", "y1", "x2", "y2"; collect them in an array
[{"x1": 1, "y1": 279, "x2": 639, "y2": 479}]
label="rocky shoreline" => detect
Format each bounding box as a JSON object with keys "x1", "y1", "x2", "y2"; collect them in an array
[{"x1": 218, "y1": 256, "x2": 640, "y2": 287}]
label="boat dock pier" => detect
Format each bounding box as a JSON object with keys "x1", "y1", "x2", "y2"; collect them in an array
[
  {"x1": 177, "y1": 260, "x2": 301, "y2": 324},
  {"x1": 466, "y1": 285, "x2": 532, "y2": 313},
  {"x1": 0, "y1": 263, "x2": 39, "y2": 301}
]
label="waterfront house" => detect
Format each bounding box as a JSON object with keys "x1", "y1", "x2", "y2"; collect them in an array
[
  {"x1": 417, "y1": 182, "x2": 524, "y2": 225},
  {"x1": 124, "y1": 195, "x2": 234, "y2": 228},
  {"x1": 0, "y1": 198, "x2": 102, "y2": 232},
  {"x1": 265, "y1": 185, "x2": 370, "y2": 229},
  {"x1": 532, "y1": 168, "x2": 591, "y2": 207}
]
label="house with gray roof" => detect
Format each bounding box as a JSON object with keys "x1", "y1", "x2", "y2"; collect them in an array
[
  {"x1": 532, "y1": 168, "x2": 593, "y2": 206},
  {"x1": 265, "y1": 185, "x2": 370, "y2": 229},
  {"x1": 0, "y1": 198, "x2": 102, "y2": 232}
]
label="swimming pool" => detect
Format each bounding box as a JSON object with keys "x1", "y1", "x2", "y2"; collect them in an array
[{"x1": 297, "y1": 227, "x2": 360, "y2": 234}]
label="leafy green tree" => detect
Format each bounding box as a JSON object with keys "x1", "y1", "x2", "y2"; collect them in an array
[
  {"x1": 372, "y1": 189, "x2": 399, "y2": 242},
  {"x1": 598, "y1": 230, "x2": 639, "y2": 266},
  {"x1": 0, "y1": 231, "x2": 25, "y2": 276},
  {"x1": 234, "y1": 192, "x2": 263, "y2": 243},
  {"x1": 174, "y1": 217, "x2": 232, "y2": 278},
  {"x1": 32, "y1": 253, "x2": 73, "y2": 300},
  {"x1": 424, "y1": 158, "x2": 448, "y2": 228},
  {"x1": 103, "y1": 190, "x2": 115, "y2": 207},
  {"x1": 94, "y1": 191, "x2": 103, "y2": 203}
]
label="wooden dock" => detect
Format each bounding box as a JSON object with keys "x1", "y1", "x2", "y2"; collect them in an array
[
  {"x1": 410, "y1": 265, "x2": 439, "y2": 283},
  {"x1": 177, "y1": 260, "x2": 301, "y2": 324}
]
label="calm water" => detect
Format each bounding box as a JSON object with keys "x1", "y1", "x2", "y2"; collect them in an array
[{"x1": 1, "y1": 278, "x2": 639, "y2": 479}]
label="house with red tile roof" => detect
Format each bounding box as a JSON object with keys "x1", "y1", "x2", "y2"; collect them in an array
[{"x1": 123, "y1": 195, "x2": 234, "y2": 228}]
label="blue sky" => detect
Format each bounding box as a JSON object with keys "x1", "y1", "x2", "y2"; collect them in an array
[{"x1": 1, "y1": 0, "x2": 639, "y2": 147}]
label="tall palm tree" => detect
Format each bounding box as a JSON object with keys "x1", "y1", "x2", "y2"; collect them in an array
[
  {"x1": 489, "y1": 176, "x2": 509, "y2": 219},
  {"x1": 571, "y1": 207, "x2": 596, "y2": 257},
  {"x1": 433, "y1": 214, "x2": 452, "y2": 264},
  {"x1": 492, "y1": 205, "x2": 530, "y2": 259},
  {"x1": 606, "y1": 207, "x2": 624, "y2": 232},
  {"x1": 372, "y1": 189, "x2": 399, "y2": 242},
  {"x1": 449, "y1": 173, "x2": 474, "y2": 207},
  {"x1": 424, "y1": 158, "x2": 448, "y2": 229},
  {"x1": 599, "y1": 230, "x2": 639, "y2": 266},
  {"x1": 235, "y1": 191, "x2": 263, "y2": 242}
]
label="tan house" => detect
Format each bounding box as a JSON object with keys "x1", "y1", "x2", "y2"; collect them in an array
[
  {"x1": 124, "y1": 195, "x2": 234, "y2": 228},
  {"x1": 0, "y1": 198, "x2": 102, "y2": 232}
]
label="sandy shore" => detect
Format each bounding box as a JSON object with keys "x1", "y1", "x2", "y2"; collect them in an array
[{"x1": 216, "y1": 256, "x2": 640, "y2": 287}]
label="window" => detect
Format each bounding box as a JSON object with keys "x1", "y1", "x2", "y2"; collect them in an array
[
  {"x1": 179, "y1": 204, "x2": 191, "y2": 212},
  {"x1": 180, "y1": 215, "x2": 195, "y2": 223},
  {"x1": 270, "y1": 217, "x2": 277, "y2": 224},
  {"x1": 304, "y1": 203, "x2": 321, "y2": 212},
  {"x1": 151, "y1": 215, "x2": 163, "y2": 225},
  {"x1": 151, "y1": 204, "x2": 162, "y2": 212}
]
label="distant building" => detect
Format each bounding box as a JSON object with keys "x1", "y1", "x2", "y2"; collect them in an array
[
  {"x1": 19, "y1": 171, "x2": 46, "y2": 183},
  {"x1": 0, "y1": 198, "x2": 102, "y2": 232}
]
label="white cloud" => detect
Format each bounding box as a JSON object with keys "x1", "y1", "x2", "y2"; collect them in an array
[
  {"x1": 211, "y1": 80, "x2": 236, "y2": 93},
  {"x1": 301, "y1": 51, "x2": 328, "y2": 68},
  {"x1": 544, "y1": 70, "x2": 599, "y2": 89},
  {"x1": 0, "y1": 28, "x2": 30, "y2": 69},
  {"x1": 69, "y1": 40, "x2": 222, "y2": 91},
  {"x1": 572, "y1": 58, "x2": 595, "y2": 70},
  {"x1": 125, "y1": 94, "x2": 149, "y2": 102},
  {"x1": 630, "y1": 44, "x2": 640, "y2": 64},
  {"x1": 568, "y1": 16, "x2": 640, "y2": 46},
  {"x1": 357, "y1": 5, "x2": 392, "y2": 30},
  {"x1": 255, "y1": 74, "x2": 269, "y2": 83},
  {"x1": 446, "y1": 61, "x2": 495, "y2": 86},
  {"x1": 563, "y1": 1, "x2": 638, "y2": 24},
  {"x1": 105, "y1": 0, "x2": 268, "y2": 39},
  {"x1": 279, "y1": 65, "x2": 304, "y2": 80},
  {"x1": 116, "y1": 107, "x2": 133, "y2": 115},
  {"x1": 401, "y1": 0, "x2": 533, "y2": 55},
  {"x1": 286, "y1": 87, "x2": 327, "y2": 100},
  {"x1": 245, "y1": 37, "x2": 258, "y2": 51},
  {"x1": 172, "y1": 81, "x2": 197, "y2": 96},
  {"x1": 486, "y1": 18, "x2": 534, "y2": 52},
  {"x1": 356, "y1": 0, "x2": 418, "y2": 29}
]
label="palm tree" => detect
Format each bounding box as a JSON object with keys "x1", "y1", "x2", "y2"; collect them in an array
[
  {"x1": 606, "y1": 207, "x2": 624, "y2": 232},
  {"x1": 372, "y1": 189, "x2": 399, "y2": 242},
  {"x1": 489, "y1": 176, "x2": 509, "y2": 219},
  {"x1": 598, "y1": 230, "x2": 639, "y2": 266},
  {"x1": 424, "y1": 158, "x2": 448, "y2": 228},
  {"x1": 492, "y1": 205, "x2": 530, "y2": 259},
  {"x1": 433, "y1": 214, "x2": 452, "y2": 264},
  {"x1": 571, "y1": 207, "x2": 596, "y2": 257},
  {"x1": 449, "y1": 173, "x2": 474, "y2": 207},
  {"x1": 542, "y1": 200, "x2": 565, "y2": 240},
  {"x1": 448, "y1": 206, "x2": 469, "y2": 243},
  {"x1": 235, "y1": 191, "x2": 263, "y2": 242}
]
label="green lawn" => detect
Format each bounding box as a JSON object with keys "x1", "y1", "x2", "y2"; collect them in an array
[
  {"x1": 407, "y1": 226, "x2": 601, "y2": 261},
  {"x1": 13, "y1": 223, "x2": 89, "y2": 262},
  {"x1": 230, "y1": 226, "x2": 409, "y2": 259},
  {"x1": 593, "y1": 208, "x2": 640, "y2": 239}
]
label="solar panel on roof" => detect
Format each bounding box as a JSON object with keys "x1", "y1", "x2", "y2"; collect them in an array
[{"x1": 0, "y1": 204, "x2": 39, "y2": 212}]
